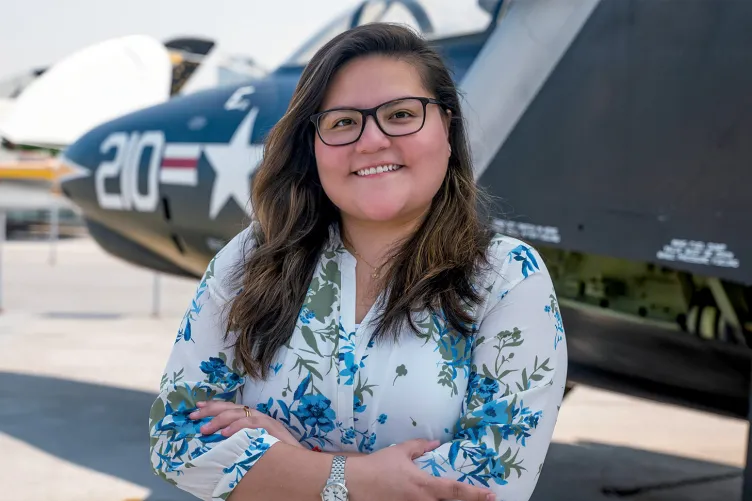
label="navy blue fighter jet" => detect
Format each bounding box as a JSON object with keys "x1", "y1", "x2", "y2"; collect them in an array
[{"x1": 23, "y1": 0, "x2": 752, "y2": 493}]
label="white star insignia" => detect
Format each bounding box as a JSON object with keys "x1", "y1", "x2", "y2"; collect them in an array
[{"x1": 203, "y1": 106, "x2": 264, "y2": 219}]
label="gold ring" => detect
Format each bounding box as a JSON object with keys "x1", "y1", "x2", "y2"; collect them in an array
[{"x1": 243, "y1": 405, "x2": 252, "y2": 418}]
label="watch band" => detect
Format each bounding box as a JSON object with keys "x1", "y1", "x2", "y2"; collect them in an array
[{"x1": 330, "y1": 455, "x2": 346, "y2": 483}]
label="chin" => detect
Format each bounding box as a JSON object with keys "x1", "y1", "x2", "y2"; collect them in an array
[
  {"x1": 355, "y1": 198, "x2": 432, "y2": 225},
  {"x1": 353, "y1": 201, "x2": 410, "y2": 223}
]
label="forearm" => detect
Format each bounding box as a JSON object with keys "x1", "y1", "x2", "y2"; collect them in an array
[
  {"x1": 324, "y1": 451, "x2": 367, "y2": 458},
  {"x1": 228, "y1": 442, "x2": 336, "y2": 501}
]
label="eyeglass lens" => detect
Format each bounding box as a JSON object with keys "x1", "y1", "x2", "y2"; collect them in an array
[{"x1": 316, "y1": 98, "x2": 427, "y2": 146}]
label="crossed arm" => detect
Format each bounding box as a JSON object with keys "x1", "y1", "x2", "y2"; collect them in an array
[{"x1": 149, "y1": 240, "x2": 565, "y2": 501}]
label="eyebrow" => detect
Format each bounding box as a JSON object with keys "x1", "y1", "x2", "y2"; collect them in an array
[{"x1": 317, "y1": 95, "x2": 429, "y2": 113}]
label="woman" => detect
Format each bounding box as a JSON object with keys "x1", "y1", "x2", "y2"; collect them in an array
[{"x1": 149, "y1": 22, "x2": 567, "y2": 501}]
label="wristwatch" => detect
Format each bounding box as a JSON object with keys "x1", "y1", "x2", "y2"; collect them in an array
[{"x1": 321, "y1": 455, "x2": 348, "y2": 501}]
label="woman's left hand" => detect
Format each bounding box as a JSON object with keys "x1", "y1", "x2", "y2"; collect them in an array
[{"x1": 189, "y1": 401, "x2": 305, "y2": 449}]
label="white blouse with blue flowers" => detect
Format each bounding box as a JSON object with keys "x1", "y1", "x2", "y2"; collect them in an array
[{"x1": 149, "y1": 225, "x2": 567, "y2": 501}]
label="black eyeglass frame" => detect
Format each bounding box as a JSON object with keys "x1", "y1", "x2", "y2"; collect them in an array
[{"x1": 309, "y1": 96, "x2": 445, "y2": 146}]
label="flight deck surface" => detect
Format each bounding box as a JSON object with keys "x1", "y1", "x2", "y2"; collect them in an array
[{"x1": 0, "y1": 236, "x2": 745, "y2": 501}]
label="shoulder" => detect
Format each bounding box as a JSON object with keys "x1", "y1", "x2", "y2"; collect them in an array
[
  {"x1": 201, "y1": 223, "x2": 259, "y2": 300},
  {"x1": 481, "y1": 232, "x2": 551, "y2": 297}
]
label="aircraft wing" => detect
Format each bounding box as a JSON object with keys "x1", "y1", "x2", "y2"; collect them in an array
[{"x1": 0, "y1": 35, "x2": 172, "y2": 151}]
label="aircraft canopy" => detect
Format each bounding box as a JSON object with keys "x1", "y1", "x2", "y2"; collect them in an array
[{"x1": 282, "y1": 0, "x2": 505, "y2": 67}]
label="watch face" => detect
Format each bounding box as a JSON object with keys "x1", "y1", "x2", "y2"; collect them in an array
[{"x1": 321, "y1": 482, "x2": 348, "y2": 501}]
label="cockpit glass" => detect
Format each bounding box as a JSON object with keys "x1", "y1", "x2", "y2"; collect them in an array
[{"x1": 281, "y1": 0, "x2": 501, "y2": 68}]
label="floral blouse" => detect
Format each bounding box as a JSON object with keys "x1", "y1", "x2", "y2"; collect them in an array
[{"x1": 149, "y1": 225, "x2": 568, "y2": 501}]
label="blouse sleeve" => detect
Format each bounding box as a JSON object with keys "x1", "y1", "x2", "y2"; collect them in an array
[
  {"x1": 148, "y1": 228, "x2": 281, "y2": 501},
  {"x1": 413, "y1": 242, "x2": 568, "y2": 501}
]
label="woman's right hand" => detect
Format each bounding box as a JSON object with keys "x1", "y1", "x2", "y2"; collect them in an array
[{"x1": 346, "y1": 439, "x2": 495, "y2": 501}]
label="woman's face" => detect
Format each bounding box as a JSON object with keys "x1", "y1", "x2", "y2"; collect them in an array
[{"x1": 313, "y1": 56, "x2": 451, "y2": 226}]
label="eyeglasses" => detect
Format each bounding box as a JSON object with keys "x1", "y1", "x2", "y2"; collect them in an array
[{"x1": 310, "y1": 96, "x2": 444, "y2": 146}]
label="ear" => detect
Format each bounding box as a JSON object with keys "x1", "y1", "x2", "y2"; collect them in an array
[
  {"x1": 441, "y1": 109, "x2": 452, "y2": 138},
  {"x1": 442, "y1": 110, "x2": 452, "y2": 158}
]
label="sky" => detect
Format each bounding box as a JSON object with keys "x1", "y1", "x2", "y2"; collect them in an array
[{"x1": 0, "y1": 0, "x2": 362, "y2": 80}]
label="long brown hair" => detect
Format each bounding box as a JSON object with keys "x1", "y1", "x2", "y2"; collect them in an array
[{"x1": 225, "y1": 23, "x2": 494, "y2": 380}]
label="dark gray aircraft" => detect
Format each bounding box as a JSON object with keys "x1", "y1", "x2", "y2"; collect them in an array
[{"x1": 11, "y1": 0, "x2": 752, "y2": 496}]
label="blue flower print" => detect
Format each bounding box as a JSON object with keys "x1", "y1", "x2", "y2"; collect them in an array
[
  {"x1": 259, "y1": 375, "x2": 339, "y2": 450},
  {"x1": 337, "y1": 323, "x2": 366, "y2": 385},
  {"x1": 292, "y1": 394, "x2": 336, "y2": 433},
  {"x1": 430, "y1": 311, "x2": 474, "y2": 396},
  {"x1": 338, "y1": 349, "x2": 364, "y2": 386},
  {"x1": 508, "y1": 244, "x2": 540, "y2": 278},
  {"x1": 524, "y1": 410, "x2": 542, "y2": 430},
  {"x1": 487, "y1": 459, "x2": 509, "y2": 485},
  {"x1": 474, "y1": 400, "x2": 511, "y2": 426},
  {"x1": 154, "y1": 400, "x2": 201, "y2": 443},
  {"x1": 224, "y1": 430, "x2": 276, "y2": 489},
  {"x1": 149, "y1": 230, "x2": 565, "y2": 501},
  {"x1": 477, "y1": 377, "x2": 500, "y2": 403},
  {"x1": 199, "y1": 357, "x2": 243, "y2": 392},
  {"x1": 256, "y1": 397, "x2": 274, "y2": 416},
  {"x1": 340, "y1": 411, "x2": 388, "y2": 452},
  {"x1": 342, "y1": 427, "x2": 357, "y2": 443},
  {"x1": 436, "y1": 440, "x2": 513, "y2": 488},
  {"x1": 153, "y1": 400, "x2": 227, "y2": 472},
  {"x1": 353, "y1": 394, "x2": 367, "y2": 414},
  {"x1": 174, "y1": 269, "x2": 211, "y2": 344},
  {"x1": 175, "y1": 316, "x2": 195, "y2": 344},
  {"x1": 545, "y1": 295, "x2": 565, "y2": 350},
  {"x1": 299, "y1": 306, "x2": 316, "y2": 324}
]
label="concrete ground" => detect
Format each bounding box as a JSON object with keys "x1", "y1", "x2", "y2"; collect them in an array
[{"x1": 0, "y1": 235, "x2": 747, "y2": 501}]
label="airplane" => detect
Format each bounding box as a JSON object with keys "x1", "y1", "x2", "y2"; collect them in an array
[
  {"x1": 4, "y1": 0, "x2": 752, "y2": 494},
  {"x1": 0, "y1": 33, "x2": 267, "y2": 235},
  {"x1": 0, "y1": 33, "x2": 267, "y2": 152}
]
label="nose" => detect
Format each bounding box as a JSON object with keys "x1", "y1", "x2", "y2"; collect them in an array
[{"x1": 356, "y1": 116, "x2": 391, "y2": 152}]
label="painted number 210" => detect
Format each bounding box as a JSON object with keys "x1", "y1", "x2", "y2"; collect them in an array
[{"x1": 95, "y1": 130, "x2": 164, "y2": 212}]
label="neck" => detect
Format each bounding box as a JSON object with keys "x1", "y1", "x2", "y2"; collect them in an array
[{"x1": 339, "y1": 210, "x2": 427, "y2": 268}]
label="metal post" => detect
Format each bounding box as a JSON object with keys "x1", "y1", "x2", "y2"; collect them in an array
[
  {"x1": 0, "y1": 210, "x2": 5, "y2": 314},
  {"x1": 743, "y1": 366, "x2": 752, "y2": 501},
  {"x1": 152, "y1": 272, "x2": 161, "y2": 318},
  {"x1": 49, "y1": 204, "x2": 59, "y2": 266}
]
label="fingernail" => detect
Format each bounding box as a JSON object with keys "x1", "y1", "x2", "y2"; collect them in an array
[
  {"x1": 196, "y1": 401, "x2": 205, "y2": 407},
  {"x1": 189, "y1": 412, "x2": 197, "y2": 418},
  {"x1": 486, "y1": 494, "x2": 495, "y2": 501}
]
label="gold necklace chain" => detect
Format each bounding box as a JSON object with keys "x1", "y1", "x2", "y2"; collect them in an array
[{"x1": 342, "y1": 234, "x2": 386, "y2": 279}]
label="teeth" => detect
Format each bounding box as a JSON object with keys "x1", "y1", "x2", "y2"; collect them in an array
[{"x1": 356, "y1": 164, "x2": 402, "y2": 177}]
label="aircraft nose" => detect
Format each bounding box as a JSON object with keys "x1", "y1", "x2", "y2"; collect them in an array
[
  {"x1": 55, "y1": 133, "x2": 97, "y2": 211},
  {"x1": 56, "y1": 159, "x2": 89, "y2": 201}
]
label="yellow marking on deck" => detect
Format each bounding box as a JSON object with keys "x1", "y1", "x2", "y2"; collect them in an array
[{"x1": 0, "y1": 160, "x2": 76, "y2": 181}]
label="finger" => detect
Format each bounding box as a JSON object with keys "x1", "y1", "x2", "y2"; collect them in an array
[
  {"x1": 220, "y1": 416, "x2": 289, "y2": 442},
  {"x1": 220, "y1": 417, "x2": 259, "y2": 437},
  {"x1": 401, "y1": 439, "x2": 427, "y2": 459},
  {"x1": 401, "y1": 439, "x2": 440, "y2": 459},
  {"x1": 430, "y1": 477, "x2": 494, "y2": 501},
  {"x1": 423, "y1": 439, "x2": 441, "y2": 454},
  {"x1": 200, "y1": 408, "x2": 246, "y2": 435},
  {"x1": 189, "y1": 401, "x2": 240, "y2": 420}
]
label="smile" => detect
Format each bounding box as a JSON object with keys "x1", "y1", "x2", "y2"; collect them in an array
[{"x1": 354, "y1": 164, "x2": 403, "y2": 177}]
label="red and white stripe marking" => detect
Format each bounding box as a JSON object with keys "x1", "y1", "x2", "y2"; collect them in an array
[{"x1": 160, "y1": 144, "x2": 201, "y2": 186}]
